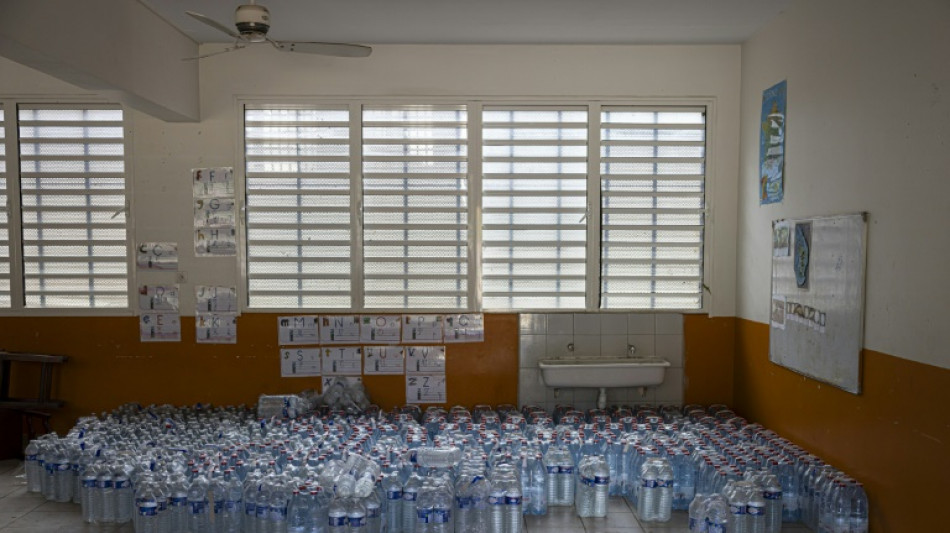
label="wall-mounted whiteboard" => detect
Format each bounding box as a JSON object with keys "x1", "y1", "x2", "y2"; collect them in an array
[{"x1": 769, "y1": 213, "x2": 867, "y2": 394}]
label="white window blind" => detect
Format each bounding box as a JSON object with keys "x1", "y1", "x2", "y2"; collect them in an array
[
  {"x1": 17, "y1": 105, "x2": 129, "y2": 309},
  {"x1": 482, "y1": 107, "x2": 589, "y2": 310},
  {"x1": 600, "y1": 107, "x2": 706, "y2": 309},
  {"x1": 0, "y1": 106, "x2": 9, "y2": 308},
  {"x1": 362, "y1": 105, "x2": 469, "y2": 310},
  {"x1": 244, "y1": 107, "x2": 353, "y2": 309}
]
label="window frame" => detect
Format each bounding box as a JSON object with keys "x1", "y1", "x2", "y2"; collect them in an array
[
  {"x1": 238, "y1": 96, "x2": 714, "y2": 315},
  {"x1": 0, "y1": 98, "x2": 135, "y2": 317}
]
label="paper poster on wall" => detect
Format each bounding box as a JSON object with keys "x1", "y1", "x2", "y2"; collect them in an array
[
  {"x1": 403, "y1": 315, "x2": 444, "y2": 343},
  {"x1": 194, "y1": 197, "x2": 237, "y2": 227},
  {"x1": 136, "y1": 242, "x2": 178, "y2": 271},
  {"x1": 320, "y1": 315, "x2": 361, "y2": 344},
  {"x1": 406, "y1": 374, "x2": 447, "y2": 404},
  {"x1": 140, "y1": 313, "x2": 181, "y2": 342},
  {"x1": 193, "y1": 167, "x2": 234, "y2": 197},
  {"x1": 794, "y1": 222, "x2": 812, "y2": 289},
  {"x1": 405, "y1": 345, "x2": 447, "y2": 374},
  {"x1": 277, "y1": 316, "x2": 320, "y2": 345},
  {"x1": 196, "y1": 314, "x2": 238, "y2": 344},
  {"x1": 759, "y1": 80, "x2": 787, "y2": 205},
  {"x1": 195, "y1": 228, "x2": 237, "y2": 256},
  {"x1": 138, "y1": 284, "x2": 180, "y2": 312},
  {"x1": 280, "y1": 347, "x2": 322, "y2": 378},
  {"x1": 322, "y1": 346, "x2": 362, "y2": 376},
  {"x1": 772, "y1": 222, "x2": 790, "y2": 257},
  {"x1": 364, "y1": 346, "x2": 405, "y2": 375},
  {"x1": 196, "y1": 285, "x2": 238, "y2": 313},
  {"x1": 770, "y1": 295, "x2": 787, "y2": 330},
  {"x1": 360, "y1": 315, "x2": 402, "y2": 344},
  {"x1": 443, "y1": 314, "x2": 484, "y2": 343}
]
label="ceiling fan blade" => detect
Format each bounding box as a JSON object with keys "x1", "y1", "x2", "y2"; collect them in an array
[
  {"x1": 275, "y1": 41, "x2": 372, "y2": 58},
  {"x1": 186, "y1": 11, "x2": 243, "y2": 40},
  {"x1": 182, "y1": 44, "x2": 247, "y2": 61}
]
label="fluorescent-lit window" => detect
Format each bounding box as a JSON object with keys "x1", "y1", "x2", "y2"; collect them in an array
[
  {"x1": 17, "y1": 105, "x2": 129, "y2": 309},
  {"x1": 600, "y1": 107, "x2": 706, "y2": 309},
  {"x1": 481, "y1": 107, "x2": 589, "y2": 310},
  {"x1": 244, "y1": 106, "x2": 353, "y2": 308}
]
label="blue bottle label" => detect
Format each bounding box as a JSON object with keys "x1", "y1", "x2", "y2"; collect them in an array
[
  {"x1": 387, "y1": 489, "x2": 403, "y2": 501},
  {"x1": 97, "y1": 479, "x2": 113, "y2": 489},
  {"x1": 191, "y1": 501, "x2": 207, "y2": 514},
  {"x1": 257, "y1": 504, "x2": 268, "y2": 518},
  {"x1": 214, "y1": 501, "x2": 224, "y2": 514},
  {"x1": 245, "y1": 502, "x2": 256, "y2": 516},
  {"x1": 26, "y1": 454, "x2": 38, "y2": 461},
  {"x1": 139, "y1": 504, "x2": 158, "y2": 517},
  {"x1": 329, "y1": 515, "x2": 347, "y2": 527},
  {"x1": 731, "y1": 503, "x2": 746, "y2": 515},
  {"x1": 403, "y1": 491, "x2": 417, "y2": 502},
  {"x1": 114, "y1": 479, "x2": 129, "y2": 489},
  {"x1": 709, "y1": 521, "x2": 726, "y2": 533},
  {"x1": 82, "y1": 479, "x2": 97, "y2": 488},
  {"x1": 433, "y1": 509, "x2": 451, "y2": 523},
  {"x1": 764, "y1": 490, "x2": 782, "y2": 500},
  {"x1": 225, "y1": 500, "x2": 240, "y2": 511},
  {"x1": 416, "y1": 509, "x2": 430, "y2": 523},
  {"x1": 489, "y1": 494, "x2": 505, "y2": 505},
  {"x1": 456, "y1": 496, "x2": 472, "y2": 509},
  {"x1": 349, "y1": 516, "x2": 365, "y2": 528},
  {"x1": 547, "y1": 466, "x2": 559, "y2": 474},
  {"x1": 559, "y1": 466, "x2": 573, "y2": 474},
  {"x1": 171, "y1": 496, "x2": 188, "y2": 507},
  {"x1": 642, "y1": 478, "x2": 657, "y2": 488},
  {"x1": 748, "y1": 504, "x2": 765, "y2": 516},
  {"x1": 582, "y1": 477, "x2": 595, "y2": 487},
  {"x1": 689, "y1": 517, "x2": 698, "y2": 529},
  {"x1": 271, "y1": 506, "x2": 288, "y2": 521},
  {"x1": 505, "y1": 495, "x2": 522, "y2": 505},
  {"x1": 594, "y1": 476, "x2": 610, "y2": 485},
  {"x1": 158, "y1": 501, "x2": 168, "y2": 512},
  {"x1": 366, "y1": 506, "x2": 381, "y2": 518}
]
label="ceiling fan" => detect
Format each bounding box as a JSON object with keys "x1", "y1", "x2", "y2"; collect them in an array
[{"x1": 185, "y1": 1, "x2": 372, "y2": 59}]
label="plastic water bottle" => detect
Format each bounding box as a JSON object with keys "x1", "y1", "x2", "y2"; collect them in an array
[
  {"x1": 637, "y1": 462, "x2": 658, "y2": 521},
  {"x1": 138, "y1": 484, "x2": 162, "y2": 533},
  {"x1": 269, "y1": 481, "x2": 291, "y2": 533},
  {"x1": 430, "y1": 482, "x2": 452, "y2": 533},
  {"x1": 831, "y1": 481, "x2": 851, "y2": 533},
  {"x1": 705, "y1": 495, "x2": 731, "y2": 533},
  {"x1": 728, "y1": 482, "x2": 748, "y2": 533},
  {"x1": 504, "y1": 483, "x2": 522, "y2": 533},
  {"x1": 656, "y1": 459, "x2": 673, "y2": 522},
  {"x1": 557, "y1": 449, "x2": 574, "y2": 507},
  {"x1": 188, "y1": 471, "x2": 212, "y2": 533},
  {"x1": 24, "y1": 440, "x2": 42, "y2": 492},
  {"x1": 243, "y1": 477, "x2": 260, "y2": 533},
  {"x1": 747, "y1": 486, "x2": 766, "y2": 533},
  {"x1": 364, "y1": 491, "x2": 382, "y2": 533},
  {"x1": 95, "y1": 464, "x2": 116, "y2": 524},
  {"x1": 53, "y1": 447, "x2": 73, "y2": 502},
  {"x1": 688, "y1": 493, "x2": 707, "y2": 533},
  {"x1": 592, "y1": 456, "x2": 609, "y2": 518},
  {"x1": 347, "y1": 497, "x2": 366, "y2": 532},
  {"x1": 220, "y1": 471, "x2": 244, "y2": 533},
  {"x1": 114, "y1": 466, "x2": 133, "y2": 524},
  {"x1": 382, "y1": 468, "x2": 403, "y2": 533},
  {"x1": 763, "y1": 474, "x2": 782, "y2": 533},
  {"x1": 527, "y1": 454, "x2": 546, "y2": 516},
  {"x1": 328, "y1": 497, "x2": 348, "y2": 533},
  {"x1": 169, "y1": 475, "x2": 190, "y2": 532},
  {"x1": 542, "y1": 450, "x2": 559, "y2": 507},
  {"x1": 80, "y1": 464, "x2": 98, "y2": 523},
  {"x1": 402, "y1": 471, "x2": 422, "y2": 533},
  {"x1": 848, "y1": 482, "x2": 868, "y2": 533},
  {"x1": 489, "y1": 485, "x2": 505, "y2": 533}
]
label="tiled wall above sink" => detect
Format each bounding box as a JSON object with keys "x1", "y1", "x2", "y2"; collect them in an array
[{"x1": 518, "y1": 313, "x2": 685, "y2": 411}]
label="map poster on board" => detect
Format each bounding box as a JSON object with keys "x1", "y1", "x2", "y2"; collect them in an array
[{"x1": 759, "y1": 80, "x2": 787, "y2": 205}]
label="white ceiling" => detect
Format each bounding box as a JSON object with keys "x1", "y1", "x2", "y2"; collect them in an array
[{"x1": 141, "y1": 0, "x2": 793, "y2": 45}]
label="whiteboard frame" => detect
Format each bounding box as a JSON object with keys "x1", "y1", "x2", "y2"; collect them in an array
[{"x1": 768, "y1": 212, "x2": 868, "y2": 394}]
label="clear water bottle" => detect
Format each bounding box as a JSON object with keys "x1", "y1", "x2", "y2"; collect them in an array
[
  {"x1": 592, "y1": 456, "x2": 610, "y2": 518},
  {"x1": 382, "y1": 468, "x2": 403, "y2": 533},
  {"x1": 243, "y1": 477, "x2": 260, "y2": 533},
  {"x1": 311, "y1": 487, "x2": 330, "y2": 533},
  {"x1": 636, "y1": 462, "x2": 658, "y2": 522},
  {"x1": 80, "y1": 464, "x2": 98, "y2": 523},
  {"x1": 747, "y1": 485, "x2": 766, "y2": 533},
  {"x1": 688, "y1": 493, "x2": 707, "y2": 533},
  {"x1": 364, "y1": 490, "x2": 382, "y2": 533},
  {"x1": 705, "y1": 495, "x2": 731, "y2": 533},
  {"x1": 114, "y1": 466, "x2": 133, "y2": 524},
  {"x1": 169, "y1": 475, "x2": 190, "y2": 532},
  {"x1": 831, "y1": 481, "x2": 851, "y2": 533},
  {"x1": 328, "y1": 497, "x2": 348, "y2": 533},
  {"x1": 557, "y1": 449, "x2": 574, "y2": 507},
  {"x1": 220, "y1": 470, "x2": 244, "y2": 533},
  {"x1": 656, "y1": 459, "x2": 673, "y2": 522},
  {"x1": 542, "y1": 450, "x2": 559, "y2": 507},
  {"x1": 527, "y1": 454, "x2": 546, "y2": 516},
  {"x1": 347, "y1": 497, "x2": 367, "y2": 532},
  {"x1": 269, "y1": 481, "x2": 291, "y2": 533},
  {"x1": 95, "y1": 464, "x2": 116, "y2": 524},
  {"x1": 188, "y1": 471, "x2": 212, "y2": 533},
  {"x1": 674, "y1": 450, "x2": 697, "y2": 511},
  {"x1": 847, "y1": 482, "x2": 868, "y2": 533},
  {"x1": 24, "y1": 440, "x2": 42, "y2": 492},
  {"x1": 430, "y1": 482, "x2": 452, "y2": 533},
  {"x1": 728, "y1": 482, "x2": 749, "y2": 533},
  {"x1": 138, "y1": 484, "x2": 162, "y2": 533},
  {"x1": 488, "y1": 485, "x2": 505, "y2": 533},
  {"x1": 504, "y1": 484, "x2": 522, "y2": 533},
  {"x1": 402, "y1": 471, "x2": 422, "y2": 533},
  {"x1": 762, "y1": 474, "x2": 782, "y2": 533}
]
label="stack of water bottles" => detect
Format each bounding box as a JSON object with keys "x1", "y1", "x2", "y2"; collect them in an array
[{"x1": 21, "y1": 402, "x2": 867, "y2": 533}]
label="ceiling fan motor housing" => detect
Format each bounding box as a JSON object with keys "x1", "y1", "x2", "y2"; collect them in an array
[{"x1": 235, "y1": 4, "x2": 270, "y2": 41}]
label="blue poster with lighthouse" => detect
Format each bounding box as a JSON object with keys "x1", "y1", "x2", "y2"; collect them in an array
[{"x1": 760, "y1": 80, "x2": 787, "y2": 204}]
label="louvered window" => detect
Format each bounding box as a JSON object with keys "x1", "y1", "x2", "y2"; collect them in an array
[
  {"x1": 481, "y1": 107, "x2": 588, "y2": 310},
  {"x1": 17, "y1": 105, "x2": 129, "y2": 308},
  {"x1": 0, "y1": 106, "x2": 9, "y2": 308},
  {"x1": 244, "y1": 107, "x2": 353, "y2": 308},
  {"x1": 600, "y1": 107, "x2": 705, "y2": 309},
  {"x1": 362, "y1": 106, "x2": 468, "y2": 309}
]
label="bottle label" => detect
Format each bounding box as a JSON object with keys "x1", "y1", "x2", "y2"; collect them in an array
[
  {"x1": 416, "y1": 509, "x2": 430, "y2": 523},
  {"x1": 641, "y1": 478, "x2": 657, "y2": 489},
  {"x1": 456, "y1": 496, "x2": 472, "y2": 509},
  {"x1": 245, "y1": 502, "x2": 256, "y2": 516},
  {"x1": 730, "y1": 503, "x2": 746, "y2": 515},
  {"x1": 709, "y1": 522, "x2": 726, "y2": 533},
  {"x1": 582, "y1": 477, "x2": 595, "y2": 487},
  {"x1": 594, "y1": 476, "x2": 610, "y2": 486},
  {"x1": 559, "y1": 466, "x2": 574, "y2": 475},
  {"x1": 366, "y1": 506, "x2": 381, "y2": 518},
  {"x1": 114, "y1": 478, "x2": 129, "y2": 489},
  {"x1": 329, "y1": 515, "x2": 347, "y2": 527},
  {"x1": 349, "y1": 516, "x2": 365, "y2": 528},
  {"x1": 82, "y1": 479, "x2": 97, "y2": 488},
  {"x1": 26, "y1": 454, "x2": 38, "y2": 461},
  {"x1": 191, "y1": 501, "x2": 207, "y2": 514},
  {"x1": 689, "y1": 517, "x2": 698, "y2": 530},
  {"x1": 214, "y1": 501, "x2": 224, "y2": 514},
  {"x1": 271, "y1": 506, "x2": 288, "y2": 520},
  {"x1": 403, "y1": 491, "x2": 417, "y2": 502},
  {"x1": 97, "y1": 479, "x2": 113, "y2": 489},
  {"x1": 158, "y1": 501, "x2": 168, "y2": 512},
  {"x1": 225, "y1": 500, "x2": 240, "y2": 512},
  {"x1": 139, "y1": 504, "x2": 158, "y2": 517},
  {"x1": 171, "y1": 496, "x2": 188, "y2": 507},
  {"x1": 433, "y1": 509, "x2": 451, "y2": 523},
  {"x1": 747, "y1": 504, "x2": 765, "y2": 516},
  {"x1": 57, "y1": 463, "x2": 70, "y2": 472},
  {"x1": 547, "y1": 466, "x2": 559, "y2": 474},
  {"x1": 257, "y1": 504, "x2": 269, "y2": 519},
  {"x1": 489, "y1": 494, "x2": 505, "y2": 505},
  {"x1": 505, "y1": 495, "x2": 522, "y2": 505},
  {"x1": 764, "y1": 490, "x2": 782, "y2": 500},
  {"x1": 387, "y1": 489, "x2": 403, "y2": 501}
]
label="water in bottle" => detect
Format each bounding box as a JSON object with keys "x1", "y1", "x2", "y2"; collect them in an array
[
  {"x1": 688, "y1": 493, "x2": 707, "y2": 533},
  {"x1": 364, "y1": 490, "x2": 382, "y2": 533},
  {"x1": 849, "y1": 482, "x2": 868, "y2": 533},
  {"x1": 80, "y1": 464, "x2": 98, "y2": 523},
  {"x1": 705, "y1": 495, "x2": 731, "y2": 533},
  {"x1": 24, "y1": 440, "x2": 42, "y2": 492},
  {"x1": 95, "y1": 464, "x2": 116, "y2": 524},
  {"x1": 430, "y1": 482, "x2": 452, "y2": 533},
  {"x1": 382, "y1": 467, "x2": 403, "y2": 533},
  {"x1": 220, "y1": 470, "x2": 244, "y2": 533},
  {"x1": 656, "y1": 459, "x2": 673, "y2": 522},
  {"x1": 138, "y1": 484, "x2": 162, "y2": 533},
  {"x1": 747, "y1": 485, "x2": 766, "y2": 533},
  {"x1": 169, "y1": 474, "x2": 190, "y2": 532},
  {"x1": 114, "y1": 466, "x2": 133, "y2": 524},
  {"x1": 763, "y1": 474, "x2": 782, "y2": 533},
  {"x1": 636, "y1": 461, "x2": 657, "y2": 522},
  {"x1": 402, "y1": 470, "x2": 422, "y2": 533},
  {"x1": 328, "y1": 497, "x2": 348, "y2": 533},
  {"x1": 592, "y1": 456, "x2": 610, "y2": 518},
  {"x1": 347, "y1": 497, "x2": 366, "y2": 532},
  {"x1": 188, "y1": 471, "x2": 212, "y2": 533}
]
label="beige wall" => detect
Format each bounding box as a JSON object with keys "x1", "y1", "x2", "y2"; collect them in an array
[{"x1": 737, "y1": 0, "x2": 950, "y2": 368}]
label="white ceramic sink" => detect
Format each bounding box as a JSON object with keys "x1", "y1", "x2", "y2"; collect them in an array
[{"x1": 537, "y1": 356, "x2": 671, "y2": 388}]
